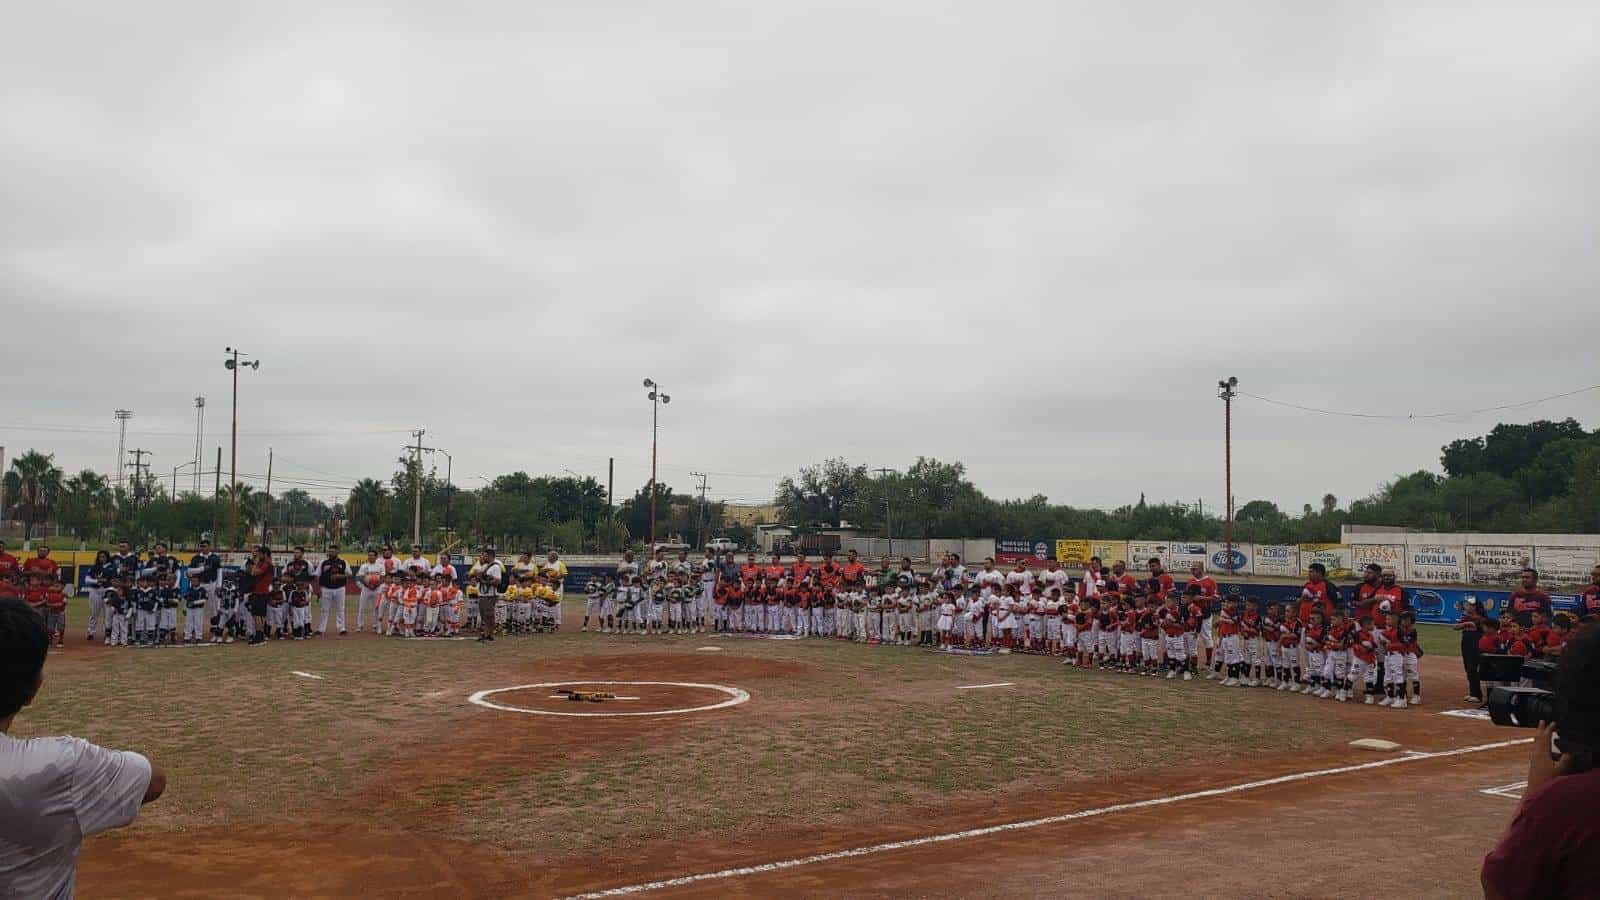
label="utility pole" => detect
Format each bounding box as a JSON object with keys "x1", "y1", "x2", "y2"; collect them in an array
[
  {"x1": 607, "y1": 457, "x2": 614, "y2": 515},
  {"x1": 1217, "y1": 377, "x2": 1238, "y2": 573},
  {"x1": 874, "y1": 467, "x2": 894, "y2": 552},
  {"x1": 212, "y1": 446, "x2": 222, "y2": 539},
  {"x1": 690, "y1": 471, "x2": 709, "y2": 549},
  {"x1": 641, "y1": 379, "x2": 670, "y2": 549},
  {"x1": 261, "y1": 447, "x2": 274, "y2": 546},
  {"x1": 406, "y1": 429, "x2": 437, "y2": 548},
  {"x1": 113, "y1": 410, "x2": 132, "y2": 494},
  {"x1": 192, "y1": 397, "x2": 206, "y2": 494},
  {"x1": 126, "y1": 449, "x2": 151, "y2": 507},
  {"x1": 224, "y1": 348, "x2": 260, "y2": 546}
]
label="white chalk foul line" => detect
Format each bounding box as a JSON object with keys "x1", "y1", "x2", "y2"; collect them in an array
[
  {"x1": 548, "y1": 695, "x2": 641, "y2": 701},
  {"x1": 1479, "y1": 780, "x2": 1527, "y2": 800},
  {"x1": 955, "y1": 682, "x2": 1016, "y2": 690},
  {"x1": 290, "y1": 671, "x2": 325, "y2": 680},
  {"x1": 559, "y1": 737, "x2": 1532, "y2": 899}
]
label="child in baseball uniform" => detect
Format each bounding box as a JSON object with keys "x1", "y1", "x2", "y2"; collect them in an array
[
  {"x1": 1351, "y1": 614, "x2": 1382, "y2": 704},
  {"x1": 1302, "y1": 610, "x2": 1328, "y2": 697},
  {"x1": 1321, "y1": 608, "x2": 1354, "y2": 701},
  {"x1": 1276, "y1": 607, "x2": 1302, "y2": 691},
  {"x1": 1159, "y1": 593, "x2": 1188, "y2": 679},
  {"x1": 182, "y1": 583, "x2": 208, "y2": 644},
  {"x1": 105, "y1": 583, "x2": 130, "y2": 646},
  {"x1": 1215, "y1": 598, "x2": 1244, "y2": 685}
]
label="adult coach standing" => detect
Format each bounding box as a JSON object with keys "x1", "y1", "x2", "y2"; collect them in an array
[
  {"x1": 314, "y1": 545, "x2": 349, "y2": 637},
  {"x1": 469, "y1": 548, "x2": 503, "y2": 643},
  {"x1": 245, "y1": 547, "x2": 274, "y2": 646},
  {"x1": 1, "y1": 597, "x2": 165, "y2": 897},
  {"x1": 1507, "y1": 567, "x2": 1552, "y2": 628}
]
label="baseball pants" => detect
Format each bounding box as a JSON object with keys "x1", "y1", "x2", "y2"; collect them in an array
[
  {"x1": 1307, "y1": 650, "x2": 1326, "y2": 679},
  {"x1": 1321, "y1": 649, "x2": 1350, "y2": 684},
  {"x1": 109, "y1": 612, "x2": 129, "y2": 645},
  {"x1": 319, "y1": 587, "x2": 346, "y2": 633},
  {"x1": 1163, "y1": 633, "x2": 1186, "y2": 661},
  {"x1": 183, "y1": 608, "x2": 206, "y2": 641},
  {"x1": 86, "y1": 589, "x2": 106, "y2": 637},
  {"x1": 158, "y1": 608, "x2": 177, "y2": 631},
  {"x1": 357, "y1": 588, "x2": 378, "y2": 631},
  {"x1": 291, "y1": 606, "x2": 310, "y2": 629},
  {"x1": 1219, "y1": 633, "x2": 1244, "y2": 665}
]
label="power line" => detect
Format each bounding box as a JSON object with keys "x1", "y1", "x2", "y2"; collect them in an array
[{"x1": 1236, "y1": 383, "x2": 1600, "y2": 421}]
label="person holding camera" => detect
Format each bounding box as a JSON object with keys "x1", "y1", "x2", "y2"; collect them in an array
[
  {"x1": 1480, "y1": 622, "x2": 1600, "y2": 899},
  {"x1": 1, "y1": 597, "x2": 166, "y2": 897}
]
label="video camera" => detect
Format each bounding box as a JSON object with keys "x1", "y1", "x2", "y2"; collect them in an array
[{"x1": 1486, "y1": 657, "x2": 1558, "y2": 729}]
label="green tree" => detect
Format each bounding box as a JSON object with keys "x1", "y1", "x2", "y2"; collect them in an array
[
  {"x1": 345, "y1": 479, "x2": 388, "y2": 542},
  {"x1": 59, "y1": 470, "x2": 114, "y2": 540},
  {"x1": 3, "y1": 450, "x2": 64, "y2": 540}
]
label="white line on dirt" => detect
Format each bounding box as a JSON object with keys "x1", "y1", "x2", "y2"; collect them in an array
[
  {"x1": 290, "y1": 671, "x2": 325, "y2": 680},
  {"x1": 955, "y1": 682, "x2": 1016, "y2": 690},
  {"x1": 559, "y1": 737, "x2": 1533, "y2": 899},
  {"x1": 1479, "y1": 780, "x2": 1527, "y2": 800},
  {"x1": 548, "y1": 695, "x2": 641, "y2": 701}
]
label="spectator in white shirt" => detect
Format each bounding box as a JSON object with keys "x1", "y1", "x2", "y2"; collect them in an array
[{"x1": 1, "y1": 597, "x2": 166, "y2": 898}]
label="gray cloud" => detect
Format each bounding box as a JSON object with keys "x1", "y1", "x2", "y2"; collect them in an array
[{"x1": 3, "y1": 1, "x2": 1597, "y2": 512}]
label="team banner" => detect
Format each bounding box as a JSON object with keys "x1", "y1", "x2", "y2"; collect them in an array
[
  {"x1": 1126, "y1": 541, "x2": 1167, "y2": 570},
  {"x1": 1205, "y1": 542, "x2": 1250, "y2": 575},
  {"x1": 1466, "y1": 544, "x2": 1533, "y2": 585},
  {"x1": 1252, "y1": 544, "x2": 1299, "y2": 577},
  {"x1": 1350, "y1": 544, "x2": 1406, "y2": 577},
  {"x1": 1089, "y1": 539, "x2": 1129, "y2": 566},
  {"x1": 1299, "y1": 543, "x2": 1352, "y2": 579},
  {"x1": 1408, "y1": 544, "x2": 1465, "y2": 583},
  {"x1": 1167, "y1": 541, "x2": 1208, "y2": 573},
  {"x1": 994, "y1": 539, "x2": 1055, "y2": 566},
  {"x1": 1053, "y1": 539, "x2": 1094, "y2": 569},
  {"x1": 1533, "y1": 546, "x2": 1600, "y2": 585}
]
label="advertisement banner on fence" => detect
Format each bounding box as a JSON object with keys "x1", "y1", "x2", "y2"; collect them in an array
[
  {"x1": 1166, "y1": 542, "x2": 1207, "y2": 573},
  {"x1": 1350, "y1": 544, "x2": 1406, "y2": 577},
  {"x1": 1089, "y1": 540, "x2": 1129, "y2": 567},
  {"x1": 1205, "y1": 542, "x2": 1250, "y2": 575},
  {"x1": 1127, "y1": 541, "x2": 1167, "y2": 570},
  {"x1": 1299, "y1": 543, "x2": 1352, "y2": 579},
  {"x1": 1054, "y1": 539, "x2": 1093, "y2": 569},
  {"x1": 1467, "y1": 544, "x2": 1534, "y2": 585},
  {"x1": 1408, "y1": 545, "x2": 1464, "y2": 583},
  {"x1": 1533, "y1": 546, "x2": 1600, "y2": 585},
  {"x1": 994, "y1": 539, "x2": 1055, "y2": 566},
  {"x1": 1252, "y1": 544, "x2": 1299, "y2": 578}
]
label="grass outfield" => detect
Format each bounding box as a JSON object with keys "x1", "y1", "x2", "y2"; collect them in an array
[{"x1": 28, "y1": 597, "x2": 1471, "y2": 865}]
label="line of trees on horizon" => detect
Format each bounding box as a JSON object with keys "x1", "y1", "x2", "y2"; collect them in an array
[
  {"x1": 772, "y1": 419, "x2": 1600, "y2": 544},
  {"x1": 6, "y1": 418, "x2": 1597, "y2": 552}
]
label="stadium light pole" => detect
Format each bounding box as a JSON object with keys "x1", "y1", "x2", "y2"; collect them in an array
[
  {"x1": 1217, "y1": 376, "x2": 1238, "y2": 573},
  {"x1": 642, "y1": 379, "x2": 670, "y2": 550},
  {"x1": 224, "y1": 348, "x2": 260, "y2": 548}
]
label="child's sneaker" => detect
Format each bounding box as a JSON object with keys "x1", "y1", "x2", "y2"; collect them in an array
[
  {"x1": 1363, "y1": 694, "x2": 1374, "y2": 705},
  {"x1": 1165, "y1": 670, "x2": 1175, "y2": 680},
  {"x1": 1408, "y1": 695, "x2": 1421, "y2": 706},
  {"x1": 1181, "y1": 670, "x2": 1191, "y2": 681}
]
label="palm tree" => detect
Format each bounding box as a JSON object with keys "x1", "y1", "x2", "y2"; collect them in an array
[
  {"x1": 4, "y1": 450, "x2": 64, "y2": 539},
  {"x1": 60, "y1": 470, "x2": 114, "y2": 539},
  {"x1": 345, "y1": 478, "x2": 388, "y2": 542}
]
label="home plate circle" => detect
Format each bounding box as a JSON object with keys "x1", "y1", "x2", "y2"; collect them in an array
[{"x1": 468, "y1": 681, "x2": 750, "y2": 718}]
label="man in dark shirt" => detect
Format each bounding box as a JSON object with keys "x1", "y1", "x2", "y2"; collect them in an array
[
  {"x1": 1580, "y1": 565, "x2": 1600, "y2": 624},
  {"x1": 1507, "y1": 567, "x2": 1552, "y2": 628},
  {"x1": 245, "y1": 547, "x2": 275, "y2": 646},
  {"x1": 314, "y1": 545, "x2": 350, "y2": 637}
]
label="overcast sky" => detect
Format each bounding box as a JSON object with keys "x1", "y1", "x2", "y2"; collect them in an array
[{"x1": 3, "y1": 1, "x2": 1597, "y2": 515}]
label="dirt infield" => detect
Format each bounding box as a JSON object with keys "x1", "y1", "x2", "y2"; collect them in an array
[{"x1": 42, "y1": 619, "x2": 1520, "y2": 899}]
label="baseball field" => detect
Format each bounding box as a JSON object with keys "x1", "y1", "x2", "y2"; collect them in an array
[{"x1": 20, "y1": 601, "x2": 1527, "y2": 898}]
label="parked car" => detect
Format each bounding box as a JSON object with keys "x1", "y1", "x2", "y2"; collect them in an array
[{"x1": 705, "y1": 538, "x2": 740, "y2": 553}]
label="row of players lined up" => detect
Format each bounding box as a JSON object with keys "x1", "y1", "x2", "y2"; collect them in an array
[{"x1": 587, "y1": 555, "x2": 1438, "y2": 705}]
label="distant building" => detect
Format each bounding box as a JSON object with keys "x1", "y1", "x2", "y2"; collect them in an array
[{"x1": 725, "y1": 503, "x2": 779, "y2": 527}]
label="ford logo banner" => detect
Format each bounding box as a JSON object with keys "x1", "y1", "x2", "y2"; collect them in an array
[{"x1": 1211, "y1": 548, "x2": 1248, "y2": 572}]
